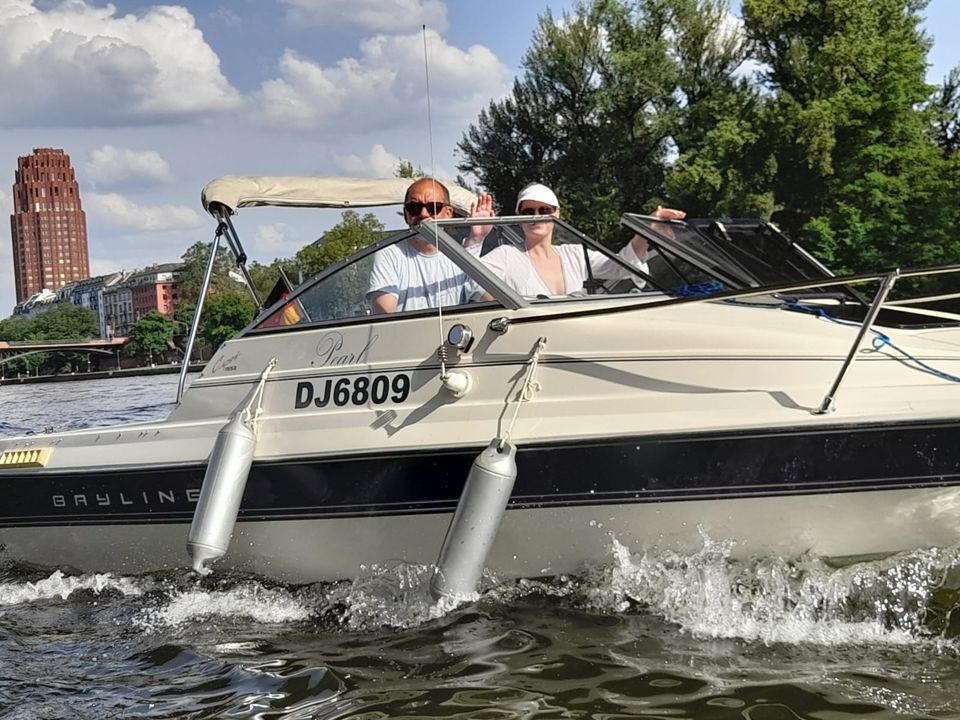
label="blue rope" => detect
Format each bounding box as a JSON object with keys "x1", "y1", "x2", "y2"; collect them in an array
[
  {"x1": 783, "y1": 299, "x2": 960, "y2": 383},
  {"x1": 673, "y1": 280, "x2": 724, "y2": 297},
  {"x1": 869, "y1": 332, "x2": 960, "y2": 383}
]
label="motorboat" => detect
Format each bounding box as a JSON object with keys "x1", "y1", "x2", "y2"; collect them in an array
[{"x1": 2, "y1": 176, "x2": 960, "y2": 592}]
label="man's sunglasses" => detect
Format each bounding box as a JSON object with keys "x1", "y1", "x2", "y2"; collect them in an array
[
  {"x1": 404, "y1": 201, "x2": 447, "y2": 216},
  {"x1": 519, "y1": 206, "x2": 556, "y2": 216}
]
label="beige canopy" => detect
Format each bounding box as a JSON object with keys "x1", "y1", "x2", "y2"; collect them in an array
[{"x1": 201, "y1": 176, "x2": 478, "y2": 217}]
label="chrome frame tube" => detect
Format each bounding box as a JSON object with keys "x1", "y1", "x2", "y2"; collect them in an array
[
  {"x1": 814, "y1": 269, "x2": 900, "y2": 414},
  {"x1": 219, "y1": 212, "x2": 263, "y2": 309},
  {"x1": 176, "y1": 220, "x2": 224, "y2": 405}
]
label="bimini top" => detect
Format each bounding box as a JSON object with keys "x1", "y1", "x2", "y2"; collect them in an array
[{"x1": 201, "y1": 176, "x2": 478, "y2": 216}]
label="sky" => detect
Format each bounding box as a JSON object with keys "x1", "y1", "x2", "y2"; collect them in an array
[{"x1": 1, "y1": 0, "x2": 957, "y2": 315}]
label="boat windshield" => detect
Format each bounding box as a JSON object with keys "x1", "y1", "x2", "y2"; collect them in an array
[
  {"x1": 423, "y1": 215, "x2": 662, "y2": 300},
  {"x1": 248, "y1": 216, "x2": 667, "y2": 332},
  {"x1": 248, "y1": 226, "x2": 501, "y2": 331}
]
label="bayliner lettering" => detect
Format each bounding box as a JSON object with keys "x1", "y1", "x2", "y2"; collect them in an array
[
  {"x1": 294, "y1": 374, "x2": 410, "y2": 409},
  {"x1": 52, "y1": 488, "x2": 201, "y2": 509}
]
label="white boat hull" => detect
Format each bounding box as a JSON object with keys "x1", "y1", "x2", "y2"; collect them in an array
[
  {"x1": 3, "y1": 300, "x2": 960, "y2": 580},
  {"x1": 2, "y1": 484, "x2": 958, "y2": 582}
]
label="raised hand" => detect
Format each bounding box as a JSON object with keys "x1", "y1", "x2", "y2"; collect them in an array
[
  {"x1": 629, "y1": 206, "x2": 686, "y2": 255},
  {"x1": 652, "y1": 205, "x2": 686, "y2": 220},
  {"x1": 467, "y1": 192, "x2": 495, "y2": 247}
]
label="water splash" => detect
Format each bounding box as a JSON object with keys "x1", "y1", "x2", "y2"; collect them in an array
[
  {"x1": 322, "y1": 561, "x2": 464, "y2": 631},
  {"x1": 2, "y1": 535, "x2": 959, "y2": 647},
  {"x1": 0, "y1": 569, "x2": 148, "y2": 605},
  {"x1": 550, "y1": 532, "x2": 960, "y2": 645},
  {"x1": 137, "y1": 581, "x2": 316, "y2": 630}
]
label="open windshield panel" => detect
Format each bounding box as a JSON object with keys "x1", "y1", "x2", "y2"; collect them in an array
[
  {"x1": 687, "y1": 219, "x2": 834, "y2": 285},
  {"x1": 622, "y1": 214, "x2": 760, "y2": 294},
  {"x1": 423, "y1": 216, "x2": 668, "y2": 303},
  {"x1": 246, "y1": 227, "x2": 509, "y2": 334},
  {"x1": 623, "y1": 214, "x2": 861, "y2": 297}
]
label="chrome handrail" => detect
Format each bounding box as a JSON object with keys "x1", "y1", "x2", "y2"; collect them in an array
[{"x1": 814, "y1": 269, "x2": 900, "y2": 414}]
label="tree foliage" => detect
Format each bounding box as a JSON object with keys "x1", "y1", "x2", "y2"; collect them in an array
[
  {"x1": 0, "y1": 303, "x2": 99, "y2": 375},
  {"x1": 458, "y1": 0, "x2": 960, "y2": 273},
  {"x1": 459, "y1": 0, "x2": 748, "y2": 243},
  {"x1": 177, "y1": 241, "x2": 239, "y2": 299},
  {"x1": 933, "y1": 65, "x2": 960, "y2": 155},
  {"x1": 248, "y1": 258, "x2": 303, "y2": 299},
  {"x1": 127, "y1": 310, "x2": 179, "y2": 359},
  {"x1": 741, "y1": 0, "x2": 949, "y2": 271},
  {"x1": 0, "y1": 303, "x2": 98, "y2": 342},
  {"x1": 199, "y1": 292, "x2": 256, "y2": 350},
  {"x1": 296, "y1": 211, "x2": 387, "y2": 277}
]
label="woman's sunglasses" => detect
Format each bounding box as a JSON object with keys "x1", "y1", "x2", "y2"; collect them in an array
[
  {"x1": 404, "y1": 201, "x2": 447, "y2": 216},
  {"x1": 519, "y1": 206, "x2": 556, "y2": 216}
]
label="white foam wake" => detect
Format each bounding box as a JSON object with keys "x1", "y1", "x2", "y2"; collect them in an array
[
  {"x1": 576, "y1": 533, "x2": 960, "y2": 645},
  {"x1": 137, "y1": 582, "x2": 314, "y2": 630},
  {"x1": 0, "y1": 570, "x2": 147, "y2": 605}
]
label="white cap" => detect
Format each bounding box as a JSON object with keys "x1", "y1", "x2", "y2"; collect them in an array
[{"x1": 515, "y1": 183, "x2": 559, "y2": 212}]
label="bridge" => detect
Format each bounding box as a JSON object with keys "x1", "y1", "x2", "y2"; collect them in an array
[{"x1": 0, "y1": 337, "x2": 129, "y2": 365}]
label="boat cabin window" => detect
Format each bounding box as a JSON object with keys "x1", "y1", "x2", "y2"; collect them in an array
[
  {"x1": 251, "y1": 228, "x2": 504, "y2": 330},
  {"x1": 251, "y1": 216, "x2": 675, "y2": 332}
]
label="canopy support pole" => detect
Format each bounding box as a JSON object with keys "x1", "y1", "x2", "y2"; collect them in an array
[{"x1": 176, "y1": 220, "x2": 223, "y2": 405}]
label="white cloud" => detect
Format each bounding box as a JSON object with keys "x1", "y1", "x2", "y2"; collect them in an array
[
  {"x1": 89, "y1": 258, "x2": 122, "y2": 276},
  {"x1": 86, "y1": 192, "x2": 203, "y2": 231},
  {"x1": 251, "y1": 29, "x2": 508, "y2": 132},
  {"x1": 334, "y1": 144, "x2": 402, "y2": 177},
  {"x1": 0, "y1": 188, "x2": 14, "y2": 312},
  {"x1": 0, "y1": 1, "x2": 240, "y2": 127},
  {"x1": 279, "y1": 0, "x2": 448, "y2": 33},
  {"x1": 253, "y1": 223, "x2": 301, "y2": 255},
  {"x1": 0, "y1": 264, "x2": 14, "y2": 314},
  {"x1": 208, "y1": 8, "x2": 242, "y2": 28},
  {"x1": 85, "y1": 145, "x2": 173, "y2": 188}
]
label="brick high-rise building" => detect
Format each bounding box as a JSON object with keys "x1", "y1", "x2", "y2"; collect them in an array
[{"x1": 9, "y1": 148, "x2": 90, "y2": 302}]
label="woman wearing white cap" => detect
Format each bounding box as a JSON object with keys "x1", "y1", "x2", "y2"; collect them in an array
[{"x1": 480, "y1": 183, "x2": 684, "y2": 298}]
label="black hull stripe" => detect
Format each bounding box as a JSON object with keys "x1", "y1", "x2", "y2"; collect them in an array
[{"x1": 1, "y1": 419, "x2": 959, "y2": 528}]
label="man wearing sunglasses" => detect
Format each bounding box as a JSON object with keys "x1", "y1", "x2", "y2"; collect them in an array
[{"x1": 368, "y1": 177, "x2": 492, "y2": 313}]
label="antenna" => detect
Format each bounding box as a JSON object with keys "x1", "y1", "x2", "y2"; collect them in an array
[
  {"x1": 422, "y1": 25, "x2": 437, "y2": 183},
  {"x1": 422, "y1": 24, "x2": 448, "y2": 376}
]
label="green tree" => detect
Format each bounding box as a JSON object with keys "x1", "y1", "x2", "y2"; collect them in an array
[
  {"x1": 459, "y1": 3, "x2": 624, "y2": 238},
  {"x1": 0, "y1": 315, "x2": 47, "y2": 375},
  {"x1": 248, "y1": 258, "x2": 302, "y2": 299},
  {"x1": 33, "y1": 303, "x2": 98, "y2": 341},
  {"x1": 296, "y1": 210, "x2": 386, "y2": 277},
  {"x1": 0, "y1": 315, "x2": 36, "y2": 342},
  {"x1": 177, "y1": 241, "x2": 236, "y2": 299},
  {"x1": 0, "y1": 303, "x2": 97, "y2": 375},
  {"x1": 199, "y1": 292, "x2": 256, "y2": 349},
  {"x1": 743, "y1": 0, "x2": 949, "y2": 271},
  {"x1": 396, "y1": 159, "x2": 425, "y2": 179},
  {"x1": 932, "y1": 65, "x2": 960, "y2": 154},
  {"x1": 665, "y1": 0, "x2": 777, "y2": 216},
  {"x1": 460, "y1": 0, "x2": 957, "y2": 277},
  {"x1": 458, "y1": 0, "x2": 742, "y2": 243},
  {"x1": 127, "y1": 310, "x2": 179, "y2": 359}
]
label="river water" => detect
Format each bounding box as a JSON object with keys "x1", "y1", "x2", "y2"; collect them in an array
[{"x1": 2, "y1": 375, "x2": 960, "y2": 719}]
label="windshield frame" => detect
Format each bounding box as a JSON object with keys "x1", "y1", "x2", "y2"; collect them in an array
[
  {"x1": 423, "y1": 214, "x2": 671, "y2": 297},
  {"x1": 240, "y1": 224, "x2": 518, "y2": 337},
  {"x1": 239, "y1": 213, "x2": 679, "y2": 338}
]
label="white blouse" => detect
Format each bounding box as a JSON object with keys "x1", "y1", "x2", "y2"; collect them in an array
[{"x1": 481, "y1": 242, "x2": 648, "y2": 298}]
